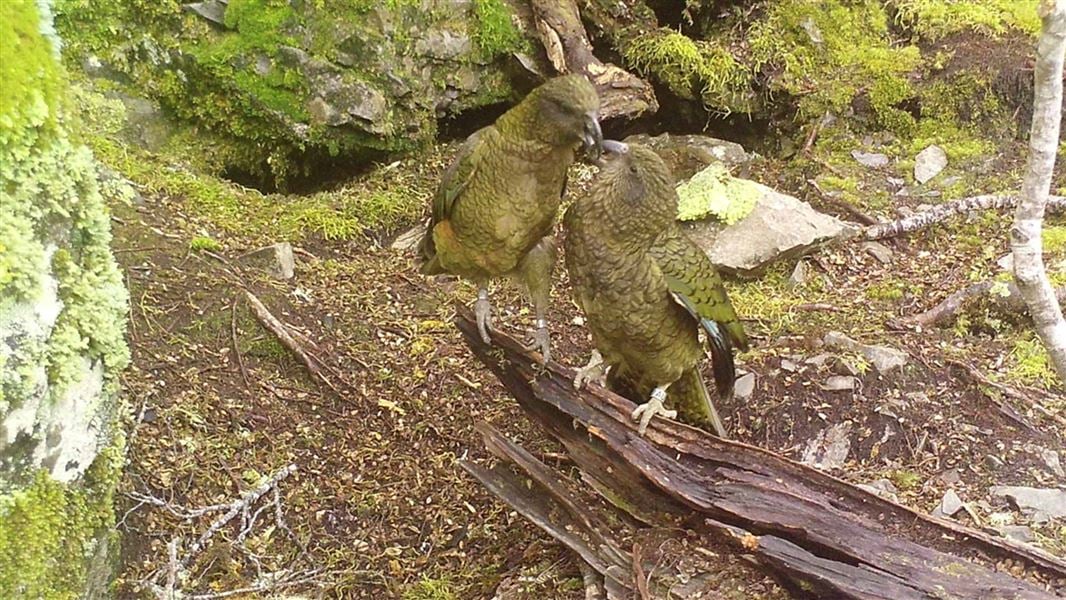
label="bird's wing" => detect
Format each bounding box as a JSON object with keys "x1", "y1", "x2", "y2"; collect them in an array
[
  {"x1": 650, "y1": 228, "x2": 749, "y2": 398},
  {"x1": 431, "y1": 125, "x2": 494, "y2": 225}
]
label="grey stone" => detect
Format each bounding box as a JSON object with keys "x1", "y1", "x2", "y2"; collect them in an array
[
  {"x1": 990, "y1": 486, "x2": 1066, "y2": 520},
  {"x1": 914, "y1": 144, "x2": 948, "y2": 184},
  {"x1": 391, "y1": 223, "x2": 427, "y2": 252},
  {"x1": 734, "y1": 372, "x2": 756, "y2": 400},
  {"x1": 788, "y1": 260, "x2": 808, "y2": 287},
  {"x1": 861, "y1": 241, "x2": 893, "y2": 264},
  {"x1": 781, "y1": 358, "x2": 800, "y2": 372},
  {"x1": 821, "y1": 375, "x2": 857, "y2": 391},
  {"x1": 857, "y1": 478, "x2": 898, "y2": 502},
  {"x1": 415, "y1": 28, "x2": 472, "y2": 60},
  {"x1": 240, "y1": 243, "x2": 295, "y2": 280},
  {"x1": 688, "y1": 187, "x2": 853, "y2": 277},
  {"x1": 801, "y1": 422, "x2": 852, "y2": 470},
  {"x1": 985, "y1": 455, "x2": 1006, "y2": 470},
  {"x1": 183, "y1": 0, "x2": 229, "y2": 27},
  {"x1": 805, "y1": 353, "x2": 834, "y2": 368},
  {"x1": 938, "y1": 488, "x2": 965, "y2": 517},
  {"x1": 112, "y1": 93, "x2": 173, "y2": 152},
  {"x1": 851, "y1": 150, "x2": 889, "y2": 168},
  {"x1": 1000, "y1": 525, "x2": 1036, "y2": 543},
  {"x1": 1041, "y1": 448, "x2": 1064, "y2": 477},
  {"x1": 939, "y1": 469, "x2": 961, "y2": 485},
  {"x1": 824, "y1": 331, "x2": 908, "y2": 374},
  {"x1": 623, "y1": 133, "x2": 750, "y2": 180}
]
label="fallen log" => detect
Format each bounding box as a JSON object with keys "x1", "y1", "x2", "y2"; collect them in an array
[{"x1": 454, "y1": 308, "x2": 1066, "y2": 599}]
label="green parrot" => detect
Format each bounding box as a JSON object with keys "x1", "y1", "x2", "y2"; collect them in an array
[
  {"x1": 418, "y1": 74, "x2": 604, "y2": 364},
  {"x1": 563, "y1": 141, "x2": 749, "y2": 437}
]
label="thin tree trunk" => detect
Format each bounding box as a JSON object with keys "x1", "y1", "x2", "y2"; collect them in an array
[{"x1": 1012, "y1": 0, "x2": 1066, "y2": 382}]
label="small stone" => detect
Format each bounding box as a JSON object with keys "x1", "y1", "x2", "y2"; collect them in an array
[
  {"x1": 857, "y1": 478, "x2": 898, "y2": 502},
  {"x1": 734, "y1": 372, "x2": 756, "y2": 400},
  {"x1": 990, "y1": 486, "x2": 1066, "y2": 520},
  {"x1": 239, "y1": 242, "x2": 295, "y2": 280},
  {"x1": 939, "y1": 469, "x2": 961, "y2": 485},
  {"x1": 823, "y1": 331, "x2": 908, "y2": 374},
  {"x1": 914, "y1": 144, "x2": 948, "y2": 184},
  {"x1": 183, "y1": 0, "x2": 228, "y2": 27},
  {"x1": 851, "y1": 150, "x2": 889, "y2": 168},
  {"x1": 788, "y1": 260, "x2": 808, "y2": 288},
  {"x1": 1000, "y1": 525, "x2": 1036, "y2": 543},
  {"x1": 801, "y1": 422, "x2": 852, "y2": 470},
  {"x1": 985, "y1": 455, "x2": 1006, "y2": 470},
  {"x1": 781, "y1": 358, "x2": 800, "y2": 372},
  {"x1": 832, "y1": 357, "x2": 861, "y2": 376},
  {"x1": 939, "y1": 488, "x2": 965, "y2": 517},
  {"x1": 821, "y1": 375, "x2": 857, "y2": 391},
  {"x1": 390, "y1": 223, "x2": 426, "y2": 252},
  {"x1": 805, "y1": 353, "x2": 834, "y2": 368},
  {"x1": 861, "y1": 241, "x2": 893, "y2": 264},
  {"x1": 1039, "y1": 448, "x2": 1064, "y2": 477}
]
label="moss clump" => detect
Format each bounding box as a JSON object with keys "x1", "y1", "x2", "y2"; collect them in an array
[
  {"x1": 891, "y1": 0, "x2": 1041, "y2": 41},
  {"x1": 748, "y1": 0, "x2": 922, "y2": 127},
  {"x1": 0, "y1": 442, "x2": 124, "y2": 598},
  {"x1": 403, "y1": 577, "x2": 458, "y2": 600},
  {"x1": 471, "y1": 0, "x2": 523, "y2": 60},
  {"x1": 623, "y1": 30, "x2": 756, "y2": 113},
  {"x1": 189, "y1": 236, "x2": 223, "y2": 252},
  {"x1": 676, "y1": 163, "x2": 762, "y2": 224},
  {"x1": 1007, "y1": 334, "x2": 1057, "y2": 388}
]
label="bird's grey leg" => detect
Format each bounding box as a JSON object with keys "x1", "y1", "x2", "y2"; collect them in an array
[
  {"x1": 631, "y1": 383, "x2": 678, "y2": 435},
  {"x1": 516, "y1": 236, "x2": 556, "y2": 364},
  {"x1": 474, "y1": 286, "x2": 494, "y2": 344},
  {"x1": 573, "y1": 349, "x2": 610, "y2": 390}
]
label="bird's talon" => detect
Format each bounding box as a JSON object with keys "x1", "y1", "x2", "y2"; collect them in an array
[
  {"x1": 524, "y1": 321, "x2": 552, "y2": 365},
  {"x1": 631, "y1": 388, "x2": 676, "y2": 435},
  {"x1": 474, "y1": 292, "x2": 494, "y2": 345},
  {"x1": 573, "y1": 350, "x2": 606, "y2": 390}
]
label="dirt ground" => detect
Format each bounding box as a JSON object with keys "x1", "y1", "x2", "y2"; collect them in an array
[{"x1": 108, "y1": 129, "x2": 1065, "y2": 599}]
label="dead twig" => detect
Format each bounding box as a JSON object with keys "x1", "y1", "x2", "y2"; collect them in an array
[
  {"x1": 947, "y1": 359, "x2": 1066, "y2": 430},
  {"x1": 632, "y1": 542, "x2": 650, "y2": 600},
  {"x1": 806, "y1": 179, "x2": 880, "y2": 226},
  {"x1": 863, "y1": 194, "x2": 1066, "y2": 240},
  {"x1": 231, "y1": 295, "x2": 250, "y2": 386},
  {"x1": 244, "y1": 289, "x2": 351, "y2": 395},
  {"x1": 890, "y1": 280, "x2": 1066, "y2": 330}
]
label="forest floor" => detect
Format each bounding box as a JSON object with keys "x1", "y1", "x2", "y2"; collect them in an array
[{"x1": 106, "y1": 122, "x2": 1065, "y2": 598}]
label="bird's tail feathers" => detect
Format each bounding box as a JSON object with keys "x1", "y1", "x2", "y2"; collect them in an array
[
  {"x1": 704, "y1": 319, "x2": 736, "y2": 400},
  {"x1": 417, "y1": 221, "x2": 442, "y2": 275}
]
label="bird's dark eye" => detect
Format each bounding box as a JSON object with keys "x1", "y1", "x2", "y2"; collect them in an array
[{"x1": 628, "y1": 165, "x2": 638, "y2": 174}]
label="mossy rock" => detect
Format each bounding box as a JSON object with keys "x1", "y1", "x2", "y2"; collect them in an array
[{"x1": 55, "y1": 0, "x2": 529, "y2": 186}]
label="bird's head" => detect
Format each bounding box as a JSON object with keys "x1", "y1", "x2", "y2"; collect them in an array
[
  {"x1": 528, "y1": 74, "x2": 603, "y2": 159},
  {"x1": 589, "y1": 141, "x2": 678, "y2": 237}
]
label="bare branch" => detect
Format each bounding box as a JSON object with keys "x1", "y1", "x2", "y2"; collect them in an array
[
  {"x1": 1011, "y1": 1, "x2": 1066, "y2": 381},
  {"x1": 862, "y1": 194, "x2": 1066, "y2": 240},
  {"x1": 889, "y1": 280, "x2": 1066, "y2": 330}
]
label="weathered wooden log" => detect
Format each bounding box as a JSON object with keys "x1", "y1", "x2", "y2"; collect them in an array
[
  {"x1": 526, "y1": 0, "x2": 658, "y2": 120},
  {"x1": 454, "y1": 308, "x2": 1066, "y2": 599}
]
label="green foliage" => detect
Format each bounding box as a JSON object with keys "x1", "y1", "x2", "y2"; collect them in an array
[
  {"x1": 472, "y1": 0, "x2": 522, "y2": 59},
  {"x1": 189, "y1": 236, "x2": 223, "y2": 252},
  {"x1": 1007, "y1": 334, "x2": 1057, "y2": 388},
  {"x1": 748, "y1": 0, "x2": 922, "y2": 125},
  {"x1": 403, "y1": 577, "x2": 458, "y2": 600},
  {"x1": 892, "y1": 0, "x2": 1041, "y2": 41},
  {"x1": 0, "y1": 443, "x2": 124, "y2": 599},
  {"x1": 1044, "y1": 226, "x2": 1066, "y2": 253},
  {"x1": 623, "y1": 30, "x2": 755, "y2": 113},
  {"x1": 675, "y1": 163, "x2": 762, "y2": 223},
  {"x1": 0, "y1": 0, "x2": 63, "y2": 158}
]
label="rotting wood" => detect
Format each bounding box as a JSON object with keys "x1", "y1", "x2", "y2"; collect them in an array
[
  {"x1": 455, "y1": 307, "x2": 1066, "y2": 599},
  {"x1": 527, "y1": 0, "x2": 657, "y2": 119}
]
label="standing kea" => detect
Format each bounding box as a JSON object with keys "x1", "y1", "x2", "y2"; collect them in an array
[
  {"x1": 564, "y1": 142, "x2": 749, "y2": 437},
  {"x1": 418, "y1": 75, "x2": 603, "y2": 364}
]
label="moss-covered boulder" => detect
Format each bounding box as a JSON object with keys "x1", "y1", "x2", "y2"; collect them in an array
[
  {"x1": 55, "y1": 0, "x2": 530, "y2": 185},
  {"x1": 0, "y1": 0, "x2": 130, "y2": 595}
]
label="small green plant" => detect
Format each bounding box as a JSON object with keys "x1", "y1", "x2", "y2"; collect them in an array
[
  {"x1": 888, "y1": 469, "x2": 921, "y2": 491},
  {"x1": 1007, "y1": 335, "x2": 1057, "y2": 388},
  {"x1": 472, "y1": 0, "x2": 522, "y2": 60},
  {"x1": 676, "y1": 163, "x2": 762, "y2": 224},
  {"x1": 189, "y1": 236, "x2": 222, "y2": 252},
  {"x1": 403, "y1": 577, "x2": 457, "y2": 600}
]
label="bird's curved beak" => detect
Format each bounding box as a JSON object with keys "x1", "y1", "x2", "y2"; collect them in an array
[
  {"x1": 593, "y1": 139, "x2": 629, "y2": 168},
  {"x1": 582, "y1": 111, "x2": 604, "y2": 161}
]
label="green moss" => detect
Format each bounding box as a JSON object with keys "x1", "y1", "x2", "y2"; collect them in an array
[
  {"x1": 892, "y1": 0, "x2": 1041, "y2": 41},
  {"x1": 0, "y1": 441, "x2": 124, "y2": 599},
  {"x1": 1044, "y1": 226, "x2": 1066, "y2": 253},
  {"x1": 189, "y1": 236, "x2": 223, "y2": 252},
  {"x1": 0, "y1": 0, "x2": 63, "y2": 157},
  {"x1": 888, "y1": 469, "x2": 921, "y2": 491},
  {"x1": 403, "y1": 577, "x2": 458, "y2": 600},
  {"x1": 748, "y1": 0, "x2": 921, "y2": 125},
  {"x1": 676, "y1": 163, "x2": 762, "y2": 224},
  {"x1": 472, "y1": 0, "x2": 522, "y2": 60},
  {"x1": 1007, "y1": 334, "x2": 1057, "y2": 388}
]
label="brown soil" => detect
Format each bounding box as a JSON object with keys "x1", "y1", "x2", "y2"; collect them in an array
[{"x1": 111, "y1": 131, "x2": 1065, "y2": 598}]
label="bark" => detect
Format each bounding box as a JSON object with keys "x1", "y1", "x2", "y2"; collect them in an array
[
  {"x1": 1012, "y1": 0, "x2": 1066, "y2": 382},
  {"x1": 455, "y1": 309, "x2": 1066, "y2": 599},
  {"x1": 528, "y1": 0, "x2": 658, "y2": 119},
  {"x1": 863, "y1": 194, "x2": 1066, "y2": 240}
]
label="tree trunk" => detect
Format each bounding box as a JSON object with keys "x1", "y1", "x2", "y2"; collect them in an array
[
  {"x1": 1012, "y1": 0, "x2": 1066, "y2": 382},
  {"x1": 454, "y1": 309, "x2": 1066, "y2": 599}
]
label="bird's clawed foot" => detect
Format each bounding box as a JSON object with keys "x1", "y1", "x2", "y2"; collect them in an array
[
  {"x1": 474, "y1": 288, "x2": 494, "y2": 344},
  {"x1": 522, "y1": 318, "x2": 552, "y2": 364},
  {"x1": 631, "y1": 385, "x2": 676, "y2": 435},
  {"x1": 573, "y1": 350, "x2": 609, "y2": 390}
]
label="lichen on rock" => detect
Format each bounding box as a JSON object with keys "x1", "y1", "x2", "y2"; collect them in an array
[{"x1": 0, "y1": 0, "x2": 130, "y2": 595}]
